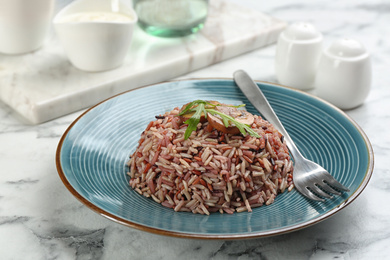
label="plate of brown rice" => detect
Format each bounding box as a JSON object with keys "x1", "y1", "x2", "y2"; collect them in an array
[{"x1": 56, "y1": 79, "x2": 373, "y2": 239}]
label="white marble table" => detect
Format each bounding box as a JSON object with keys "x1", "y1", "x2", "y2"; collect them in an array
[{"x1": 0, "y1": 0, "x2": 388, "y2": 259}]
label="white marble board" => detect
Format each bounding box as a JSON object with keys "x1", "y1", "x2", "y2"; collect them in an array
[{"x1": 0, "y1": 0, "x2": 286, "y2": 124}]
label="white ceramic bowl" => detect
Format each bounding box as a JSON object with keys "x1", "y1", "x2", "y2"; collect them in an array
[
  {"x1": 53, "y1": 0, "x2": 138, "y2": 72},
  {"x1": 0, "y1": 0, "x2": 54, "y2": 54},
  {"x1": 275, "y1": 22, "x2": 323, "y2": 90},
  {"x1": 315, "y1": 38, "x2": 371, "y2": 110}
]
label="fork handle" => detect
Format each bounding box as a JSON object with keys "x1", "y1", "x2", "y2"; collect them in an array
[{"x1": 233, "y1": 70, "x2": 304, "y2": 162}]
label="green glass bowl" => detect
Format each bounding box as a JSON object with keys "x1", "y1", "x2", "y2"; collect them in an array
[{"x1": 56, "y1": 79, "x2": 374, "y2": 239}]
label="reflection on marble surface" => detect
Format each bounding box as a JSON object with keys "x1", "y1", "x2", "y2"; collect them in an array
[{"x1": 0, "y1": 0, "x2": 389, "y2": 259}]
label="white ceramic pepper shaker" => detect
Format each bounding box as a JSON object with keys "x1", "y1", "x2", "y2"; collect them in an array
[
  {"x1": 315, "y1": 38, "x2": 371, "y2": 110},
  {"x1": 275, "y1": 22, "x2": 323, "y2": 90}
]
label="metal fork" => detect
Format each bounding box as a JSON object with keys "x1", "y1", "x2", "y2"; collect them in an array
[{"x1": 233, "y1": 70, "x2": 349, "y2": 201}]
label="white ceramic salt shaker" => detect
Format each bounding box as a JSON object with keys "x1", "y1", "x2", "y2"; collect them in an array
[
  {"x1": 315, "y1": 38, "x2": 371, "y2": 110},
  {"x1": 275, "y1": 22, "x2": 323, "y2": 90}
]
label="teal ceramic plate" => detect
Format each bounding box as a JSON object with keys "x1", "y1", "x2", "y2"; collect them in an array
[{"x1": 56, "y1": 79, "x2": 374, "y2": 239}]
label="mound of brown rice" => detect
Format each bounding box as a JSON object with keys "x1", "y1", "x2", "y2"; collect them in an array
[{"x1": 127, "y1": 106, "x2": 294, "y2": 215}]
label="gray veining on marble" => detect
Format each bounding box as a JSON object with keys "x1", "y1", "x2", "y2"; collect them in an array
[{"x1": 1, "y1": 0, "x2": 389, "y2": 259}]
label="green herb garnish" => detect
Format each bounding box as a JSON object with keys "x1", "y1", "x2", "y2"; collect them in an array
[{"x1": 178, "y1": 100, "x2": 261, "y2": 140}]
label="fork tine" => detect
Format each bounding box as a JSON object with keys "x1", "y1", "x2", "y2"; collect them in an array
[
  {"x1": 323, "y1": 173, "x2": 350, "y2": 192},
  {"x1": 296, "y1": 186, "x2": 325, "y2": 202},
  {"x1": 310, "y1": 184, "x2": 333, "y2": 199},
  {"x1": 319, "y1": 182, "x2": 342, "y2": 196}
]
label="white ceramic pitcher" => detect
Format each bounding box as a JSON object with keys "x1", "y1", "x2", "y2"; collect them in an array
[{"x1": 53, "y1": 0, "x2": 138, "y2": 72}]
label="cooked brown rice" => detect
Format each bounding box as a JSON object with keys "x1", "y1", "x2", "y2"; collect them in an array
[{"x1": 127, "y1": 106, "x2": 294, "y2": 215}]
